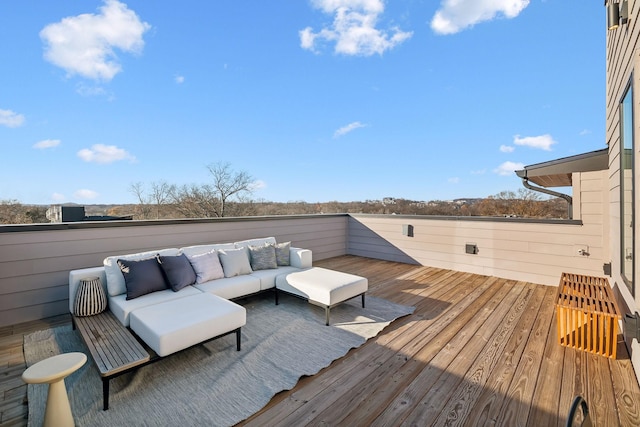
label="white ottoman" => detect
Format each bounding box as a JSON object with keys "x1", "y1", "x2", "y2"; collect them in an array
[
  {"x1": 130, "y1": 293, "x2": 246, "y2": 357},
  {"x1": 276, "y1": 267, "x2": 368, "y2": 325}
]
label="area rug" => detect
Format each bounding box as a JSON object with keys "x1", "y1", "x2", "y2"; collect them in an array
[{"x1": 24, "y1": 294, "x2": 414, "y2": 427}]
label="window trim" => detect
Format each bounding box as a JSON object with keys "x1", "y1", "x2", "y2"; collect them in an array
[{"x1": 620, "y1": 79, "x2": 635, "y2": 294}]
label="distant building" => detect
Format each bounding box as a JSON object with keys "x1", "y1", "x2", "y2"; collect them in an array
[{"x1": 46, "y1": 205, "x2": 132, "y2": 223}]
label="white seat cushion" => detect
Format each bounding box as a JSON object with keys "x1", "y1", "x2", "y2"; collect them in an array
[
  {"x1": 193, "y1": 275, "x2": 261, "y2": 299},
  {"x1": 250, "y1": 266, "x2": 300, "y2": 290},
  {"x1": 276, "y1": 267, "x2": 368, "y2": 307},
  {"x1": 109, "y1": 286, "x2": 202, "y2": 327},
  {"x1": 130, "y1": 293, "x2": 246, "y2": 357}
]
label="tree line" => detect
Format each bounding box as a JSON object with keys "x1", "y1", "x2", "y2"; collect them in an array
[{"x1": 0, "y1": 163, "x2": 569, "y2": 225}]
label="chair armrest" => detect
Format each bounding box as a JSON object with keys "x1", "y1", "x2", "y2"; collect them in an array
[
  {"x1": 69, "y1": 267, "x2": 107, "y2": 314},
  {"x1": 289, "y1": 247, "x2": 312, "y2": 269}
]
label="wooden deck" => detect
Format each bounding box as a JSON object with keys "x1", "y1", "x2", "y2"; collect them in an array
[{"x1": 2, "y1": 255, "x2": 640, "y2": 426}]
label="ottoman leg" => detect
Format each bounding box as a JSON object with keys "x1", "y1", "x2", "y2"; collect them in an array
[
  {"x1": 325, "y1": 307, "x2": 330, "y2": 326},
  {"x1": 362, "y1": 293, "x2": 366, "y2": 308},
  {"x1": 236, "y1": 328, "x2": 242, "y2": 351},
  {"x1": 274, "y1": 288, "x2": 279, "y2": 305}
]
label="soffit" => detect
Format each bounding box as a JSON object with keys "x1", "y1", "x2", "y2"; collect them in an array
[{"x1": 515, "y1": 148, "x2": 609, "y2": 188}]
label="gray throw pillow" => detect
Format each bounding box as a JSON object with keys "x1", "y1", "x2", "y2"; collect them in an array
[
  {"x1": 218, "y1": 248, "x2": 253, "y2": 277},
  {"x1": 248, "y1": 243, "x2": 277, "y2": 271},
  {"x1": 186, "y1": 251, "x2": 225, "y2": 283},
  {"x1": 158, "y1": 254, "x2": 197, "y2": 292},
  {"x1": 273, "y1": 241, "x2": 291, "y2": 266},
  {"x1": 117, "y1": 257, "x2": 168, "y2": 300}
]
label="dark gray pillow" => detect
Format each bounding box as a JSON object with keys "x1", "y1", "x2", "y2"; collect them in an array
[
  {"x1": 117, "y1": 257, "x2": 168, "y2": 300},
  {"x1": 248, "y1": 244, "x2": 277, "y2": 271},
  {"x1": 273, "y1": 241, "x2": 291, "y2": 266},
  {"x1": 158, "y1": 254, "x2": 197, "y2": 291}
]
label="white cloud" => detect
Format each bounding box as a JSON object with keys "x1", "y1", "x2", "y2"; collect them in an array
[
  {"x1": 579, "y1": 129, "x2": 591, "y2": 136},
  {"x1": 77, "y1": 144, "x2": 135, "y2": 164},
  {"x1": 34, "y1": 139, "x2": 61, "y2": 149},
  {"x1": 250, "y1": 180, "x2": 267, "y2": 191},
  {"x1": 448, "y1": 177, "x2": 460, "y2": 184},
  {"x1": 513, "y1": 134, "x2": 556, "y2": 151},
  {"x1": 40, "y1": 0, "x2": 151, "y2": 81},
  {"x1": 175, "y1": 75, "x2": 185, "y2": 84},
  {"x1": 76, "y1": 83, "x2": 109, "y2": 98},
  {"x1": 74, "y1": 189, "x2": 99, "y2": 200},
  {"x1": 499, "y1": 144, "x2": 515, "y2": 153},
  {"x1": 431, "y1": 0, "x2": 530, "y2": 35},
  {"x1": 51, "y1": 192, "x2": 66, "y2": 202},
  {"x1": 334, "y1": 121, "x2": 367, "y2": 138},
  {"x1": 301, "y1": 0, "x2": 412, "y2": 56},
  {"x1": 494, "y1": 161, "x2": 524, "y2": 176},
  {"x1": 0, "y1": 109, "x2": 25, "y2": 128},
  {"x1": 471, "y1": 169, "x2": 486, "y2": 175}
]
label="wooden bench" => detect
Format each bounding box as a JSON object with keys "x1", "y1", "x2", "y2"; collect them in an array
[
  {"x1": 555, "y1": 272, "x2": 622, "y2": 359},
  {"x1": 73, "y1": 311, "x2": 150, "y2": 410}
]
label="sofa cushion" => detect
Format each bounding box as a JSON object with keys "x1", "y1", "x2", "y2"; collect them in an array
[
  {"x1": 218, "y1": 248, "x2": 253, "y2": 277},
  {"x1": 248, "y1": 243, "x2": 277, "y2": 271},
  {"x1": 179, "y1": 243, "x2": 235, "y2": 257},
  {"x1": 194, "y1": 275, "x2": 261, "y2": 300},
  {"x1": 129, "y1": 293, "x2": 246, "y2": 357},
  {"x1": 117, "y1": 257, "x2": 168, "y2": 300},
  {"x1": 109, "y1": 286, "x2": 202, "y2": 327},
  {"x1": 234, "y1": 237, "x2": 277, "y2": 250},
  {"x1": 186, "y1": 250, "x2": 225, "y2": 283},
  {"x1": 250, "y1": 266, "x2": 300, "y2": 290},
  {"x1": 104, "y1": 248, "x2": 179, "y2": 297},
  {"x1": 158, "y1": 254, "x2": 197, "y2": 292},
  {"x1": 273, "y1": 241, "x2": 291, "y2": 266}
]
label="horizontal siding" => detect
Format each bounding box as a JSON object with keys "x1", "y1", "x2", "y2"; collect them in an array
[
  {"x1": 0, "y1": 215, "x2": 348, "y2": 327},
  {"x1": 349, "y1": 215, "x2": 604, "y2": 286},
  {"x1": 349, "y1": 171, "x2": 607, "y2": 288}
]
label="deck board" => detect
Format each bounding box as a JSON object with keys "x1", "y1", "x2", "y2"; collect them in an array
[{"x1": 1, "y1": 255, "x2": 639, "y2": 426}]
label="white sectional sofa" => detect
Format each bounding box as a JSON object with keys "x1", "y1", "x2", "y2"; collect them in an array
[{"x1": 69, "y1": 237, "x2": 312, "y2": 356}]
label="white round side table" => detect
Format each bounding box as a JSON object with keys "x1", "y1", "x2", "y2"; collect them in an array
[{"x1": 22, "y1": 352, "x2": 87, "y2": 427}]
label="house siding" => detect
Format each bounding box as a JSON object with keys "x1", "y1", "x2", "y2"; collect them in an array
[{"x1": 606, "y1": 0, "x2": 640, "y2": 384}]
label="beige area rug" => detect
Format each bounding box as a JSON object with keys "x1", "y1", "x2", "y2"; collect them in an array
[{"x1": 24, "y1": 294, "x2": 414, "y2": 427}]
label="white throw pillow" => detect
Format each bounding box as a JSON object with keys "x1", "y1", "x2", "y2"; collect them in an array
[
  {"x1": 218, "y1": 248, "x2": 253, "y2": 277},
  {"x1": 186, "y1": 251, "x2": 225, "y2": 283}
]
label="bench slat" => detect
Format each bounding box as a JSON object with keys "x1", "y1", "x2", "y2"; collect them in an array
[{"x1": 74, "y1": 311, "x2": 150, "y2": 377}]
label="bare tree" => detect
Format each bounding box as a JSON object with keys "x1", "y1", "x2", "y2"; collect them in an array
[
  {"x1": 129, "y1": 181, "x2": 175, "y2": 219},
  {"x1": 129, "y1": 182, "x2": 153, "y2": 219},
  {"x1": 169, "y1": 183, "x2": 220, "y2": 218},
  {"x1": 206, "y1": 162, "x2": 254, "y2": 217},
  {"x1": 150, "y1": 181, "x2": 174, "y2": 219}
]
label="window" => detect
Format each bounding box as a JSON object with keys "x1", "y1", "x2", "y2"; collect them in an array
[{"x1": 620, "y1": 84, "x2": 634, "y2": 293}]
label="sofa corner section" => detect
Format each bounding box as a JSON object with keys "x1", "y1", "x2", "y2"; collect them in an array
[{"x1": 290, "y1": 247, "x2": 312, "y2": 269}]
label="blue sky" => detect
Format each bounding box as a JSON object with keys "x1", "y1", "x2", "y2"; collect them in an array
[{"x1": 0, "y1": 0, "x2": 605, "y2": 205}]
